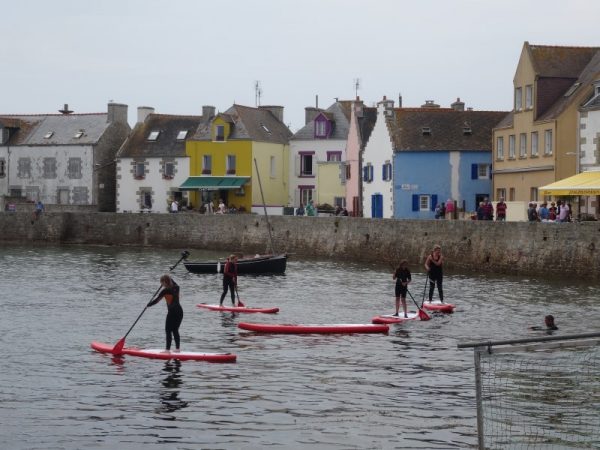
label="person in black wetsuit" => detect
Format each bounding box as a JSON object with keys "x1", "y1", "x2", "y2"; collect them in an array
[
  {"x1": 147, "y1": 274, "x2": 183, "y2": 352},
  {"x1": 393, "y1": 260, "x2": 411, "y2": 318},
  {"x1": 424, "y1": 244, "x2": 444, "y2": 303},
  {"x1": 530, "y1": 315, "x2": 558, "y2": 333},
  {"x1": 219, "y1": 255, "x2": 238, "y2": 306}
]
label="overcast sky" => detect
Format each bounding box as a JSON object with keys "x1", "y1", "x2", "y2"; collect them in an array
[{"x1": 2, "y1": 0, "x2": 599, "y2": 132}]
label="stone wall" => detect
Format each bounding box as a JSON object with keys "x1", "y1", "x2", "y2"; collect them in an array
[{"x1": 2, "y1": 212, "x2": 599, "y2": 280}]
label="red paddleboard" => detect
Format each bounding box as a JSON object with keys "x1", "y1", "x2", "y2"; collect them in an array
[
  {"x1": 372, "y1": 312, "x2": 420, "y2": 324},
  {"x1": 422, "y1": 301, "x2": 455, "y2": 313},
  {"x1": 238, "y1": 322, "x2": 388, "y2": 334},
  {"x1": 197, "y1": 303, "x2": 279, "y2": 314},
  {"x1": 90, "y1": 341, "x2": 236, "y2": 363}
]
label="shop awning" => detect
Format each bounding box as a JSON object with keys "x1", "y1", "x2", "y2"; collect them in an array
[
  {"x1": 539, "y1": 171, "x2": 600, "y2": 196},
  {"x1": 179, "y1": 176, "x2": 249, "y2": 190}
]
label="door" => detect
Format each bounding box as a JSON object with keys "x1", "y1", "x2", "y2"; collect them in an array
[{"x1": 371, "y1": 194, "x2": 383, "y2": 218}]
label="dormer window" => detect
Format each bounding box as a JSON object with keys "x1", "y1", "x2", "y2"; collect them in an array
[
  {"x1": 421, "y1": 127, "x2": 431, "y2": 136},
  {"x1": 147, "y1": 131, "x2": 160, "y2": 141},
  {"x1": 74, "y1": 130, "x2": 84, "y2": 139},
  {"x1": 215, "y1": 125, "x2": 225, "y2": 141},
  {"x1": 463, "y1": 127, "x2": 472, "y2": 135},
  {"x1": 315, "y1": 118, "x2": 327, "y2": 138},
  {"x1": 176, "y1": 130, "x2": 188, "y2": 140},
  {"x1": 43, "y1": 131, "x2": 54, "y2": 139}
]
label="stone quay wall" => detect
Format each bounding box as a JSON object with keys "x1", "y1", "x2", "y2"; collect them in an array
[{"x1": 2, "y1": 212, "x2": 600, "y2": 280}]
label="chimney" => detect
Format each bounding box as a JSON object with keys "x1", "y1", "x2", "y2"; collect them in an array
[
  {"x1": 354, "y1": 97, "x2": 364, "y2": 118},
  {"x1": 59, "y1": 103, "x2": 73, "y2": 114},
  {"x1": 137, "y1": 106, "x2": 155, "y2": 124},
  {"x1": 398, "y1": 93, "x2": 403, "y2": 108},
  {"x1": 305, "y1": 107, "x2": 322, "y2": 124},
  {"x1": 378, "y1": 96, "x2": 395, "y2": 116},
  {"x1": 421, "y1": 100, "x2": 440, "y2": 109},
  {"x1": 451, "y1": 97, "x2": 465, "y2": 111},
  {"x1": 107, "y1": 103, "x2": 128, "y2": 124},
  {"x1": 202, "y1": 105, "x2": 216, "y2": 119},
  {"x1": 258, "y1": 105, "x2": 284, "y2": 123}
]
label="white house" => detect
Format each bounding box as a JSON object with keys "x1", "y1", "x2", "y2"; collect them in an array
[
  {"x1": 578, "y1": 78, "x2": 600, "y2": 216},
  {"x1": 116, "y1": 107, "x2": 209, "y2": 213},
  {"x1": 0, "y1": 103, "x2": 130, "y2": 211},
  {"x1": 362, "y1": 97, "x2": 396, "y2": 218},
  {"x1": 288, "y1": 101, "x2": 351, "y2": 209}
]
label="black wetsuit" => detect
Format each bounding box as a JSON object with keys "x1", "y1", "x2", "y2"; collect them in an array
[
  {"x1": 148, "y1": 281, "x2": 183, "y2": 350},
  {"x1": 394, "y1": 268, "x2": 411, "y2": 297},
  {"x1": 427, "y1": 254, "x2": 444, "y2": 302},
  {"x1": 220, "y1": 260, "x2": 237, "y2": 305}
]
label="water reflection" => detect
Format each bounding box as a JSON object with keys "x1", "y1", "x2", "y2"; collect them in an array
[{"x1": 156, "y1": 360, "x2": 188, "y2": 416}]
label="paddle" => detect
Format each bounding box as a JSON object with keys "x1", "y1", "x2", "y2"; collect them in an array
[
  {"x1": 235, "y1": 285, "x2": 245, "y2": 307},
  {"x1": 406, "y1": 289, "x2": 431, "y2": 321},
  {"x1": 421, "y1": 274, "x2": 429, "y2": 308},
  {"x1": 111, "y1": 250, "x2": 190, "y2": 355}
]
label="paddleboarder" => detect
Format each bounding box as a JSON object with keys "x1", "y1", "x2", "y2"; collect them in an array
[
  {"x1": 424, "y1": 244, "x2": 444, "y2": 303},
  {"x1": 147, "y1": 274, "x2": 183, "y2": 353},
  {"x1": 219, "y1": 255, "x2": 238, "y2": 306},
  {"x1": 392, "y1": 260, "x2": 411, "y2": 318},
  {"x1": 530, "y1": 314, "x2": 558, "y2": 332}
]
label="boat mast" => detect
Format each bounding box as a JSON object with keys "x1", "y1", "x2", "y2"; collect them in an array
[{"x1": 253, "y1": 158, "x2": 276, "y2": 254}]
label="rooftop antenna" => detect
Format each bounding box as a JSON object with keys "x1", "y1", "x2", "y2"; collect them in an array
[
  {"x1": 254, "y1": 80, "x2": 262, "y2": 107},
  {"x1": 354, "y1": 78, "x2": 361, "y2": 97}
]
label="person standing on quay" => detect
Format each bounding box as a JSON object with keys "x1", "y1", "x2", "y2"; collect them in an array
[
  {"x1": 424, "y1": 245, "x2": 444, "y2": 303},
  {"x1": 495, "y1": 198, "x2": 507, "y2": 221}
]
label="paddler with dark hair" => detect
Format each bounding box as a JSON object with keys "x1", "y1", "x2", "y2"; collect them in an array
[
  {"x1": 147, "y1": 274, "x2": 183, "y2": 353},
  {"x1": 219, "y1": 254, "x2": 238, "y2": 306},
  {"x1": 392, "y1": 259, "x2": 411, "y2": 318},
  {"x1": 424, "y1": 244, "x2": 444, "y2": 303}
]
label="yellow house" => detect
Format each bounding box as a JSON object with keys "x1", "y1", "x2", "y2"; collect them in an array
[
  {"x1": 183, "y1": 104, "x2": 291, "y2": 213},
  {"x1": 493, "y1": 42, "x2": 600, "y2": 204}
]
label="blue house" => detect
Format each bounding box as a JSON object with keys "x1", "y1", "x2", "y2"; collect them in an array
[{"x1": 390, "y1": 100, "x2": 507, "y2": 219}]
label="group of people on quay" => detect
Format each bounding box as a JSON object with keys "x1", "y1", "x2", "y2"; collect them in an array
[{"x1": 527, "y1": 200, "x2": 572, "y2": 222}]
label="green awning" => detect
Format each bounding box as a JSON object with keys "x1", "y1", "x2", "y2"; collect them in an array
[{"x1": 179, "y1": 176, "x2": 249, "y2": 190}]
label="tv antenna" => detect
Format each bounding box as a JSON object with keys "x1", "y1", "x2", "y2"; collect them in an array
[
  {"x1": 353, "y1": 78, "x2": 361, "y2": 97},
  {"x1": 255, "y1": 80, "x2": 262, "y2": 107}
]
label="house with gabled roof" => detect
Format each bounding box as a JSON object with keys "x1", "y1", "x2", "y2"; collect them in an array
[
  {"x1": 184, "y1": 104, "x2": 292, "y2": 214},
  {"x1": 493, "y1": 41, "x2": 600, "y2": 205},
  {"x1": 115, "y1": 107, "x2": 209, "y2": 213},
  {"x1": 0, "y1": 103, "x2": 130, "y2": 211},
  {"x1": 289, "y1": 100, "x2": 352, "y2": 211}
]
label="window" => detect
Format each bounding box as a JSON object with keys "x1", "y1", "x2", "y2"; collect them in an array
[
  {"x1": 419, "y1": 195, "x2": 430, "y2": 211},
  {"x1": 176, "y1": 130, "x2": 188, "y2": 140},
  {"x1": 215, "y1": 125, "x2": 225, "y2": 141},
  {"x1": 421, "y1": 127, "x2": 431, "y2": 136},
  {"x1": 163, "y1": 161, "x2": 175, "y2": 179},
  {"x1": 544, "y1": 130, "x2": 553, "y2": 155},
  {"x1": 463, "y1": 126, "x2": 472, "y2": 135},
  {"x1": 525, "y1": 85, "x2": 533, "y2": 109},
  {"x1": 72, "y1": 186, "x2": 89, "y2": 205},
  {"x1": 43, "y1": 157, "x2": 57, "y2": 179},
  {"x1": 333, "y1": 196, "x2": 346, "y2": 208},
  {"x1": 300, "y1": 187, "x2": 314, "y2": 206},
  {"x1": 134, "y1": 162, "x2": 145, "y2": 179},
  {"x1": 478, "y1": 164, "x2": 489, "y2": 179},
  {"x1": 74, "y1": 130, "x2": 84, "y2": 139},
  {"x1": 315, "y1": 120, "x2": 327, "y2": 138},
  {"x1": 202, "y1": 155, "x2": 212, "y2": 174},
  {"x1": 496, "y1": 136, "x2": 504, "y2": 160},
  {"x1": 67, "y1": 158, "x2": 82, "y2": 179},
  {"x1": 530, "y1": 187, "x2": 538, "y2": 202},
  {"x1": 270, "y1": 156, "x2": 276, "y2": 178},
  {"x1": 18, "y1": 158, "x2": 31, "y2": 178},
  {"x1": 0, "y1": 159, "x2": 5, "y2": 177},
  {"x1": 140, "y1": 191, "x2": 153, "y2": 210},
  {"x1": 496, "y1": 188, "x2": 506, "y2": 201},
  {"x1": 363, "y1": 164, "x2": 374, "y2": 182},
  {"x1": 300, "y1": 153, "x2": 313, "y2": 176},
  {"x1": 382, "y1": 162, "x2": 392, "y2": 181},
  {"x1": 260, "y1": 123, "x2": 271, "y2": 134},
  {"x1": 509, "y1": 135, "x2": 516, "y2": 159},
  {"x1": 515, "y1": 87, "x2": 522, "y2": 111},
  {"x1": 564, "y1": 83, "x2": 581, "y2": 97},
  {"x1": 43, "y1": 131, "x2": 54, "y2": 139},
  {"x1": 226, "y1": 155, "x2": 236, "y2": 174},
  {"x1": 327, "y1": 151, "x2": 342, "y2": 162},
  {"x1": 519, "y1": 133, "x2": 527, "y2": 158},
  {"x1": 509, "y1": 187, "x2": 516, "y2": 201},
  {"x1": 531, "y1": 132, "x2": 538, "y2": 157},
  {"x1": 147, "y1": 131, "x2": 160, "y2": 141},
  {"x1": 345, "y1": 163, "x2": 351, "y2": 180}
]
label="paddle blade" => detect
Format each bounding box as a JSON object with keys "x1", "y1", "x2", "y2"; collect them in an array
[
  {"x1": 418, "y1": 309, "x2": 431, "y2": 321},
  {"x1": 112, "y1": 338, "x2": 126, "y2": 355},
  {"x1": 237, "y1": 299, "x2": 245, "y2": 307}
]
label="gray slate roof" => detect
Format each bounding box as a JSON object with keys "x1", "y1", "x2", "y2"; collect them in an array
[
  {"x1": 191, "y1": 104, "x2": 292, "y2": 144},
  {"x1": 118, "y1": 114, "x2": 205, "y2": 158},
  {"x1": 0, "y1": 114, "x2": 111, "y2": 145},
  {"x1": 292, "y1": 101, "x2": 352, "y2": 140}
]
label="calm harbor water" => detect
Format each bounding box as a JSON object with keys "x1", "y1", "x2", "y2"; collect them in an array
[{"x1": 1, "y1": 244, "x2": 599, "y2": 449}]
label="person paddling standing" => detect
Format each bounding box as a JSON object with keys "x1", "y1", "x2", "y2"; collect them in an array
[
  {"x1": 424, "y1": 245, "x2": 444, "y2": 303},
  {"x1": 392, "y1": 260, "x2": 411, "y2": 318},
  {"x1": 219, "y1": 255, "x2": 238, "y2": 306},
  {"x1": 147, "y1": 274, "x2": 183, "y2": 353}
]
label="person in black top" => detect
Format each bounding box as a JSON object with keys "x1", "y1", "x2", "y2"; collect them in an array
[
  {"x1": 219, "y1": 255, "x2": 238, "y2": 306},
  {"x1": 530, "y1": 314, "x2": 558, "y2": 333},
  {"x1": 147, "y1": 274, "x2": 183, "y2": 352},
  {"x1": 425, "y1": 244, "x2": 444, "y2": 303},
  {"x1": 393, "y1": 260, "x2": 411, "y2": 317}
]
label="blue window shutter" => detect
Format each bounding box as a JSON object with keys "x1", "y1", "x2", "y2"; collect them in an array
[
  {"x1": 381, "y1": 165, "x2": 385, "y2": 181},
  {"x1": 363, "y1": 166, "x2": 367, "y2": 181},
  {"x1": 471, "y1": 164, "x2": 478, "y2": 180},
  {"x1": 431, "y1": 194, "x2": 438, "y2": 211},
  {"x1": 489, "y1": 164, "x2": 492, "y2": 179},
  {"x1": 412, "y1": 195, "x2": 419, "y2": 211}
]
